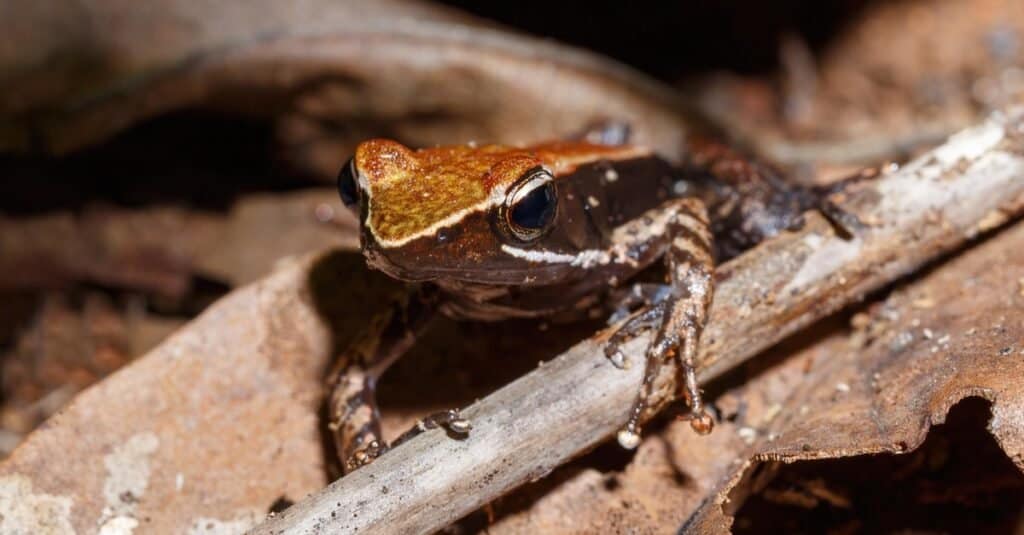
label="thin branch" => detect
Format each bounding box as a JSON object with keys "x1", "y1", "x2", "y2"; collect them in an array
[{"x1": 250, "y1": 108, "x2": 1024, "y2": 535}]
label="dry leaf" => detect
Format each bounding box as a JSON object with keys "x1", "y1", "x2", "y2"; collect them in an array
[
  {"x1": 0, "y1": 293, "x2": 183, "y2": 455},
  {"x1": 698, "y1": 0, "x2": 1024, "y2": 169},
  {"x1": 0, "y1": 190, "x2": 356, "y2": 297},
  {"x1": 0, "y1": 0, "x2": 690, "y2": 175},
  {"x1": 0, "y1": 253, "x2": 350, "y2": 532}
]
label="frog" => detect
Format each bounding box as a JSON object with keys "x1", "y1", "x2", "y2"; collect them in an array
[{"x1": 329, "y1": 133, "x2": 825, "y2": 473}]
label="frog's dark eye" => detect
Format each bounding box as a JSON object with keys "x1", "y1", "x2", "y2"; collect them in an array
[
  {"x1": 504, "y1": 169, "x2": 557, "y2": 242},
  {"x1": 337, "y1": 157, "x2": 360, "y2": 207}
]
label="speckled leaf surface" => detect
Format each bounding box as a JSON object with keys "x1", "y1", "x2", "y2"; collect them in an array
[{"x1": 0, "y1": 253, "x2": 380, "y2": 532}]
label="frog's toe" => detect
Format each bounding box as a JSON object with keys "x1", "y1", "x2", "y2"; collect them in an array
[
  {"x1": 389, "y1": 408, "x2": 474, "y2": 451},
  {"x1": 344, "y1": 439, "x2": 388, "y2": 472},
  {"x1": 428, "y1": 409, "x2": 471, "y2": 435}
]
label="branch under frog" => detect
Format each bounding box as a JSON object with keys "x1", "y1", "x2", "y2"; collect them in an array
[{"x1": 250, "y1": 107, "x2": 1024, "y2": 535}]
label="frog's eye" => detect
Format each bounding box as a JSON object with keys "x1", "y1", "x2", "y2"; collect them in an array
[
  {"x1": 337, "y1": 157, "x2": 360, "y2": 207},
  {"x1": 503, "y1": 168, "x2": 557, "y2": 242}
]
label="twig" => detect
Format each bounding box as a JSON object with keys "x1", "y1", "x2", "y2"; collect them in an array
[{"x1": 249, "y1": 108, "x2": 1024, "y2": 535}]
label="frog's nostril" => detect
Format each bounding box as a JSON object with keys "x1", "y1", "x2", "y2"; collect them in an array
[{"x1": 337, "y1": 157, "x2": 360, "y2": 207}]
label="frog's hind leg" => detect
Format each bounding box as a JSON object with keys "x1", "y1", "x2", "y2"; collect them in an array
[{"x1": 610, "y1": 197, "x2": 716, "y2": 449}]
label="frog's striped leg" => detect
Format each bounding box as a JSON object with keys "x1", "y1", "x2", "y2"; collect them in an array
[
  {"x1": 326, "y1": 288, "x2": 437, "y2": 473},
  {"x1": 612, "y1": 197, "x2": 716, "y2": 449},
  {"x1": 663, "y1": 198, "x2": 716, "y2": 436},
  {"x1": 327, "y1": 319, "x2": 409, "y2": 473}
]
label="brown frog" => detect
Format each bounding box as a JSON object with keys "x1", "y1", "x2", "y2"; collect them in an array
[{"x1": 330, "y1": 135, "x2": 822, "y2": 473}]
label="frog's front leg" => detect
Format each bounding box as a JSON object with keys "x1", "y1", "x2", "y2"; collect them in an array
[
  {"x1": 607, "y1": 197, "x2": 715, "y2": 449},
  {"x1": 327, "y1": 287, "x2": 467, "y2": 473},
  {"x1": 326, "y1": 309, "x2": 416, "y2": 473}
]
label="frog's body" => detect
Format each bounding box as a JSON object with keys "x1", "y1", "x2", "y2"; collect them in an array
[{"x1": 331, "y1": 137, "x2": 816, "y2": 472}]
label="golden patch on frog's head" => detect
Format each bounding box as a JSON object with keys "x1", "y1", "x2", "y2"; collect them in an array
[
  {"x1": 351, "y1": 140, "x2": 542, "y2": 247},
  {"x1": 342, "y1": 139, "x2": 647, "y2": 247},
  {"x1": 336, "y1": 138, "x2": 649, "y2": 283}
]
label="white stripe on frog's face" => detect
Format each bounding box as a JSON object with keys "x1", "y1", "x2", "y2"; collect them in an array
[
  {"x1": 499, "y1": 245, "x2": 580, "y2": 264},
  {"x1": 499, "y1": 203, "x2": 685, "y2": 270},
  {"x1": 499, "y1": 244, "x2": 630, "y2": 270},
  {"x1": 498, "y1": 244, "x2": 617, "y2": 269}
]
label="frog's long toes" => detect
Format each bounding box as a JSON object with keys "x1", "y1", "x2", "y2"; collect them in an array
[
  {"x1": 418, "y1": 408, "x2": 472, "y2": 435},
  {"x1": 345, "y1": 440, "x2": 387, "y2": 472},
  {"x1": 617, "y1": 428, "x2": 642, "y2": 449}
]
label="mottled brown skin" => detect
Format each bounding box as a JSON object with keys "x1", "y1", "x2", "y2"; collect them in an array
[{"x1": 330, "y1": 137, "x2": 821, "y2": 472}]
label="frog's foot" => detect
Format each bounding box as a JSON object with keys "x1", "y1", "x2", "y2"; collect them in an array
[
  {"x1": 614, "y1": 318, "x2": 714, "y2": 450},
  {"x1": 392, "y1": 409, "x2": 472, "y2": 448},
  {"x1": 345, "y1": 439, "x2": 389, "y2": 472},
  {"x1": 614, "y1": 197, "x2": 717, "y2": 449},
  {"x1": 339, "y1": 410, "x2": 470, "y2": 473},
  {"x1": 607, "y1": 298, "x2": 715, "y2": 449}
]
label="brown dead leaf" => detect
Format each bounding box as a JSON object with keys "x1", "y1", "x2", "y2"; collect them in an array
[
  {"x1": 0, "y1": 189, "x2": 356, "y2": 297},
  {"x1": 0, "y1": 207, "x2": 215, "y2": 298},
  {"x1": 0, "y1": 293, "x2": 183, "y2": 454},
  {"x1": 193, "y1": 190, "x2": 358, "y2": 286},
  {"x1": 0, "y1": 252, "x2": 350, "y2": 532},
  {"x1": 481, "y1": 220, "x2": 1024, "y2": 534},
  {"x1": 697, "y1": 0, "x2": 1024, "y2": 170},
  {"x1": 0, "y1": 0, "x2": 690, "y2": 177}
]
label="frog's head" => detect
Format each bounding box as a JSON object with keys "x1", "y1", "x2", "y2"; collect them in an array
[{"x1": 337, "y1": 139, "x2": 646, "y2": 285}]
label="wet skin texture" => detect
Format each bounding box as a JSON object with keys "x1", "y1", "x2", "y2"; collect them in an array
[{"x1": 329, "y1": 138, "x2": 819, "y2": 472}]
